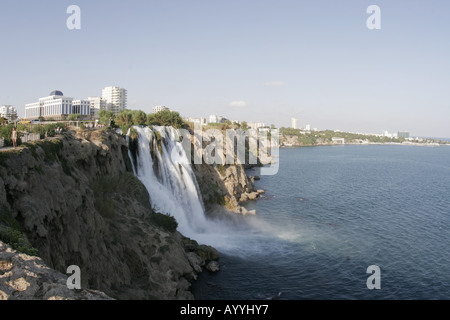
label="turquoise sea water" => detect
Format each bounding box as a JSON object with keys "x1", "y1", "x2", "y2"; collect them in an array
[{"x1": 192, "y1": 145, "x2": 450, "y2": 300}]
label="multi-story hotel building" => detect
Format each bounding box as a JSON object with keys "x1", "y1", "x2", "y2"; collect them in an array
[
  {"x1": 25, "y1": 90, "x2": 91, "y2": 120},
  {"x1": 101, "y1": 86, "x2": 127, "y2": 115}
]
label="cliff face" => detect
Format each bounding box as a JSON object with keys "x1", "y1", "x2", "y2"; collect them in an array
[
  {"x1": 193, "y1": 163, "x2": 263, "y2": 215},
  {"x1": 0, "y1": 130, "x2": 217, "y2": 300}
]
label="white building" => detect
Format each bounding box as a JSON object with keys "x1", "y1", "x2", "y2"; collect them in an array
[
  {"x1": 152, "y1": 105, "x2": 169, "y2": 113},
  {"x1": 88, "y1": 97, "x2": 108, "y2": 118},
  {"x1": 209, "y1": 115, "x2": 228, "y2": 124},
  {"x1": 72, "y1": 100, "x2": 91, "y2": 116},
  {"x1": 305, "y1": 124, "x2": 311, "y2": 131},
  {"x1": 291, "y1": 118, "x2": 298, "y2": 129},
  {"x1": 209, "y1": 115, "x2": 218, "y2": 124},
  {"x1": 101, "y1": 86, "x2": 127, "y2": 115},
  {"x1": 0, "y1": 105, "x2": 18, "y2": 121},
  {"x1": 332, "y1": 137, "x2": 345, "y2": 144},
  {"x1": 247, "y1": 122, "x2": 266, "y2": 130},
  {"x1": 25, "y1": 90, "x2": 90, "y2": 120},
  {"x1": 186, "y1": 117, "x2": 207, "y2": 126}
]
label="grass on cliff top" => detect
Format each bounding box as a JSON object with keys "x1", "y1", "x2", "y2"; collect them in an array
[
  {"x1": 0, "y1": 204, "x2": 39, "y2": 257},
  {"x1": 23, "y1": 139, "x2": 64, "y2": 161}
]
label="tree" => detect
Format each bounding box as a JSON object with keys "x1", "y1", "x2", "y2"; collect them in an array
[
  {"x1": 68, "y1": 114, "x2": 81, "y2": 121},
  {"x1": 132, "y1": 110, "x2": 147, "y2": 125},
  {"x1": 115, "y1": 110, "x2": 133, "y2": 127},
  {"x1": 241, "y1": 121, "x2": 248, "y2": 130},
  {"x1": 98, "y1": 110, "x2": 116, "y2": 127},
  {"x1": 146, "y1": 110, "x2": 186, "y2": 129}
]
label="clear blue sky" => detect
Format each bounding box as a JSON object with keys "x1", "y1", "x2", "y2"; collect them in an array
[{"x1": 1, "y1": 0, "x2": 449, "y2": 137}]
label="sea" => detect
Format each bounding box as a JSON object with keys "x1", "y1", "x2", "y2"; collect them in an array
[{"x1": 191, "y1": 144, "x2": 450, "y2": 300}]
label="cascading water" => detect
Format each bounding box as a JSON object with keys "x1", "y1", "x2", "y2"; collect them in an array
[
  {"x1": 128, "y1": 126, "x2": 209, "y2": 238},
  {"x1": 127, "y1": 125, "x2": 287, "y2": 254}
]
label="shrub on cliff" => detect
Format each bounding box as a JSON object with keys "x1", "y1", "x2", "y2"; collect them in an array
[
  {"x1": 148, "y1": 213, "x2": 178, "y2": 233},
  {"x1": 0, "y1": 204, "x2": 39, "y2": 257}
]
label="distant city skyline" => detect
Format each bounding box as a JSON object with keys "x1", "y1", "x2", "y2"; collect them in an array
[{"x1": 1, "y1": 1, "x2": 450, "y2": 137}]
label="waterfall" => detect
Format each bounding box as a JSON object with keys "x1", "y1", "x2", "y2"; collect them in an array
[
  {"x1": 128, "y1": 126, "x2": 209, "y2": 238},
  {"x1": 127, "y1": 125, "x2": 289, "y2": 255}
]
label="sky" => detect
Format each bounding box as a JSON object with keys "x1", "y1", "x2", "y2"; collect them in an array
[{"x1": 0, "y1": 0, "x2": 449, "y2": 137}]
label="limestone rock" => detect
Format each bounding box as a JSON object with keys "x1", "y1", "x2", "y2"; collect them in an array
[
  {"x1": 0, "y1": 241, "x2": 112, "y2": 300},
  {"x1": 192, "y1": 162, "x2": 256, "y2": 213},
  {"x1": 206, "y1": 261, "x2": 220, "y2": 273}
]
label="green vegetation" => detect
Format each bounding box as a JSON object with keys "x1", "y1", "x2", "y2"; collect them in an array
[
  {"x1": 108, "y1": 109, "x2": 188, "y2": 134},
  {"x1": 217, "y1": 164, "x2": 226, "y2": 176},
  {"x1": 23, "y1": 139, "x2": 72, "y2": 175},
  {"x1": 279, "y1": 128, "x2": 408, "y2": 145},
  {"x1": 92, "y1": 172, "x2": 152, "y2": 218},
  {"x1": 30, "y1": 123, "x2": 66, "y2": 139},
  {"x1": 98, "y1": 110, "x2": 116, "y2": 127},
  {"x1": 147, "y1": 213, "x2": 178, "y2": 233},
  {"x1": 128, "y1": 126, "x2": 139, "y2": 140},
  {"x1": 34, "y1": 140, "x2": 64, "y2": 161},
  {"x1": 0, "y1": 204, "x2": 39, "y2": 256},
  {"x1": 91, "y1": 173, "x2": 179, "y2": 232},
  {"x1": 146, "y1": 109, "x2": 186, "y2": 129},
  {"x1": 132, "y1": 110, "x2": 147, "y2": 126},
  {"x1": 67, "y1": 114, "x2": 81, "y2": 121},
  {"x1": 0, "y1": 124, "x2": 21, "y2": 147}
]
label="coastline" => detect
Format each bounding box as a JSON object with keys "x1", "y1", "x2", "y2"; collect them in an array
[{"x1": 280, "y1": 141, "x2": 444, "y2": 148}]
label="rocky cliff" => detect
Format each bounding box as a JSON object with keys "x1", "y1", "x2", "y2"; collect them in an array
[
  {"x1": 0, "y1": 129, "x2": 219, "y2": 300},
  {"x1": 193, "y1": 163, "x2": 264, "y2": 215}
]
